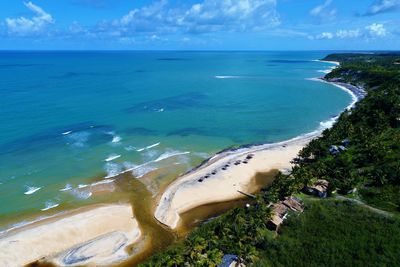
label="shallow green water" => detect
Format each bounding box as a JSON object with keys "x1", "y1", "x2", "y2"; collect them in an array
[{"x1": 0, "y1": 51, "x2": 351, "y2": 225}]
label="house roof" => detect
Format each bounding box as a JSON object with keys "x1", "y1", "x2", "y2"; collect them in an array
[
  {"x1": 219, "y1": 254, "x2": 238, "y2": 267},
  {"x1": 310, "y1": 179, "x2": 329, "y2": 193},
  {"x1": 268, "y1": 203, "x2": 288, "y2": 227},
  {"x1": 283, "y1": 196, "x2": 304, "y2": 212}
]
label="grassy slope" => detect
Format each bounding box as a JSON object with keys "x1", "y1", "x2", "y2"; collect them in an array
[{"x1": 254, "y1": 199, "x2": 400, "y2": 267}]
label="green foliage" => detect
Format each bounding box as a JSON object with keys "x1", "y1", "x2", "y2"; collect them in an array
[
  {"x1": 254, "y1": 200, "x2": 400, "y2": 267},
  {"x1": 140, "y1": 198, "x2": 272, "y2": 267},
  {"x1": 140, "y1": 53, "x2": 400, "y2": 266},
  {"x1": 360, "y1": 185, "x2": 400, "y2": 212},
  {"x1": 268, "y1": 53, "x2": 400, "y2": 206}
]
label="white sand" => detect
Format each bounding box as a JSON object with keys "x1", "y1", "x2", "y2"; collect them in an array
[
  {"x1": 0, "y1": 203, "x2": 141, "y2": 267},
  {"x1": 155, "y1": 134, "x2": 317, "y2": 229}
]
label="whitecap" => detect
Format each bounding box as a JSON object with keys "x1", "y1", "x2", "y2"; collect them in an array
[
  {"x1": 24, "y1": 186, "x2": 41, "y2": 195},
  {"x1": 69, "y1": 189, "x2": 92, "y2": 199},
  {"x1": 156, "y1": 108, "x2": 164, "y2": 112},
  {"x1": 111, "y1": 135, "x2": 121, "y2": 143},
  {"x1": 104, "y1": 154, "x2": 121, "y2": 162},
  {"x1": 124, "y1": 146, "x2": 136, "y2": 151},
  {"x1": 319, "y1": 117, "x2": 338, "y2": 131},
  {"x1": 78, "y1": 184, "x2": 89, "y2": 189},
  {"x1": 154, "y1": 151, "x2": 190, "y2": 162},
  {"x1": 132, "y1": 165, "x2": 157, "y2": 178},
  {"x1": 137, "y1": 142, "x2": 160, "y2": 152},
  {"x1": 41, "y1": 201, "x2": 59, "y2": 211},
  {"x1": 215, "y1": 75, "x2": 242, "y2": 79},
  {"x1": 59, "y1": 184, "x2": 73, "y2": 192},
  {"x1": 90, "y1": 179, "x2": 115, "y2": 186},
  {"x1": 317, "y1": 69, "x2": 331, "y2": 74},
  {"x1": 104, "y1": 162, "x2": 123, "y2": 179},
  {"x1": 62, "y1": 131, "x2": 72, "y2": 135}
]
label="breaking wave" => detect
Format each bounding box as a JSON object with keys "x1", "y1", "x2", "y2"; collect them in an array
[
  {"x1": 41, "y1": 200, "x2": 59, "y2": 211},
  {"x1": 24, "y1": 186, "x2": 41, "y2": 195},
  {"x1": 154, "y1": 151, "x2": 190, "y2": 162},
  {"x1": 136, "y1": 142, "x2": 160, "y2": 152},
  {"x1": 59, "y1": 184, "x2": 72, "y2": 192},
  {"x1": 105, "y1": 154, "x2": 121, "y2": 162}
]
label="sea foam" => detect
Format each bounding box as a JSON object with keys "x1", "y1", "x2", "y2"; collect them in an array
[
  {"x1": 59, "y1": 183, "x2": 72, "y2": 192},
  {"x1": 41, "y1": 201, "x2": 59, "y2": 211},
  {"x1": 215, "y1": 75, "x2": 242, "y2": 79},
  {"x1": 24, "y1": 186, "x2": 41, "y2": 195},
  {"x1": 69, "y1": 188, "x2": 92, "y2": 199},
  {"x1": 154, "y1": 151, "x2": 190, "y2": 162},
  {"x1": 137, "y1": 142, "x2": 160, "y2": 152},
  {"x1": 104, "y1": 154, "x2": 121, "y2": 162},
  {"x1": 111, "y1": 135, "x2": 121, "y2": 143},
  {"x1": 104, "y1": 162, "x2": 123, "y2": 179}
]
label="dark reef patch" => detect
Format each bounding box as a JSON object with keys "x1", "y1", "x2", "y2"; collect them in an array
[
  {"x1": 0, "y1": 122, "x2": 114, "y2": 155},
  {"x1": 0, "y1": 64, "x2": 49, "y2": 68},
  {"x1": 124, "y1": 127, "x2": 159, "y2": 136},
  {"x1": 157, "y1": 58, "x2": 187, "y2": 61},
  {"x1": 167, "y1": 127, "x2": 210, "y2": 137},
  {"x1": 124, "y1": 92, "x2": 208, "y2": 113},
  {"x1": 50, "y1": 71, "x2": 122, "y2": 79},
  {"x1": 267, "y1": 60, "x2": 311, "y2": 64}
]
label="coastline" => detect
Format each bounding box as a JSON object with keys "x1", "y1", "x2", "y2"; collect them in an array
[
  {"x1": 0, "y1": 203, "x2": 142, "y2": 267},
  {"x1": 0, "y1": 58, "x2": 367, "y2": 266},
  {"x1": 154, "y1": 59, "x2": 366, "y2": 229},
  {"x1": 154, "y1": 134, "x2": 316, "y2": 229}
]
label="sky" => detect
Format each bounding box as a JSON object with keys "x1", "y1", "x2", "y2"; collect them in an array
[{"x1": 0, "y1": 0, "x2": 399, "y2": 50}]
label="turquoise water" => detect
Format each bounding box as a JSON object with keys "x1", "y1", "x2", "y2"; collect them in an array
[{"x1": 0, "y1": 51, "x2": 350, "y2": 221}]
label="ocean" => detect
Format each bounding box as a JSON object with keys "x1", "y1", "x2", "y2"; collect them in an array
[{"x1": 0, "y1": 51, "x2": 351, "y2": 227}]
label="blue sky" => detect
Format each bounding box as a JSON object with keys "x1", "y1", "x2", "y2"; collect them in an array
[{"x1": 0, "y1": 0, "x2": 399, "y2": 50}]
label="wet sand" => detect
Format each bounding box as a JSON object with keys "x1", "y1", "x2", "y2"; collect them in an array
[
  {"x1": 0, "y1": 203, "x2": 141, "y2": 267},
  {"x1": 154, "y1": 134, "x2": 316, "y2": 229}
]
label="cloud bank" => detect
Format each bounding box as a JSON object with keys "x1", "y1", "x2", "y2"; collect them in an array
[{"x1": 5, "y1": 1, "x2": 54, "y2": 36}]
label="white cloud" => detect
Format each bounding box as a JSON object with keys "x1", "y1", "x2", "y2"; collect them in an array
[
  {"x1": 310, "y1": 0, "x2": 337, "y2": 21},
  {"x1": 103, "y1": 0, "x2": 280, "y2": 37},
  {"x1": 311, "y1": 24, "x2": 388, "y2": 41},
  {"x1": 336, "y1": 29, "x2": 361, "y2": 38},
  {"x1": 5, "y1": 1, "x2": 54, "y2": 36},
  {"x1": 364, "y1": 0, "x2": 400, "y2": 16},
  {"x1": 315, "y1": 32, "x2": 334, "y2": 40},
  {"x1": 365, "y1": 23, "x2": 387, "y2": 36},
  {"x1": 183, "y1": 0, "x2": 280, "y2": 33}
]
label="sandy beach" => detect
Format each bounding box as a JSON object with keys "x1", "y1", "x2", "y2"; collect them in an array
[
  {"x1": 154, "y1": 133, "x2": 317, "y2": 229},
  {"x1": 0, "y1": 59, "x2": 367, "y2": 266},
  {"x1": 154, "y1": 61, "x2": 366, "y2": 230},
  {"x1": 0, "y1": 203, "x2": 141, "y2": 267}
]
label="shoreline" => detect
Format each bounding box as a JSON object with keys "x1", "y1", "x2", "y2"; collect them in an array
[
  {"x1": 154, "y1": 60, "x2": 366, "y2": 229},
  {"x1": 0, "y1": 58, "x2": 367, "y2": 266},
  {"x1": 154, "y1": 133, "x2": 318, "y2": 229},
  {"x1": 0, "y1": 203, "x2": 142, "y2": 267}
]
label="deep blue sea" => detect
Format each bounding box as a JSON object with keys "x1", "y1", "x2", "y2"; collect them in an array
[{"x1": 0, "y1": 51, "x2": 351, "y2": 224}]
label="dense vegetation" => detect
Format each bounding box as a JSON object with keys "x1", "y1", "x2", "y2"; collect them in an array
[
  {"x1": 140, "y1": 53, "x2": 400, "y2": 266},
  {"x1": 142, "y1": 197, "x2": 272, "y2": 266},
  {"x1": 254, "y1": 199, "x2": 400, "y2": 267},
  {"x1": 269, "y1": 53, "x2": 400, "y2": 209}
]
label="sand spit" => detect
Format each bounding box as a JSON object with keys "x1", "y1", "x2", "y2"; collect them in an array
[{"x1": 0, "y1": 204, "x2": 141, "y2": 267}]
